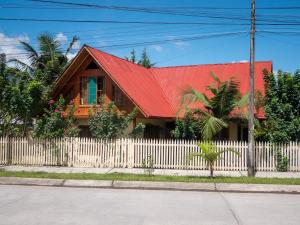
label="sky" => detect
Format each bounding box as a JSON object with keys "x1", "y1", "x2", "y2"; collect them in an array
[{"x1": 0, "y1": 0, "x2": 300, "y2": 72}]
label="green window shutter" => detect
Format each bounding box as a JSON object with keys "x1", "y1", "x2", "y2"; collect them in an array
[{"x1": 88, "y1": 77, "x2": 97, "y2": 104}]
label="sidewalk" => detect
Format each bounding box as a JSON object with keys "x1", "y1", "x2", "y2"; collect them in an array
[
  {"x1": 1, "y1": 176, "x2": 300, "y2": 194},
  {"x1": 3, "y1": 165, "x2": 300, "y2": 178}
]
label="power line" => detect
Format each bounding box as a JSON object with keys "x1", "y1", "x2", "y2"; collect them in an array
[
  {"x1": 4, "y1": 17, "x2": 300, "y2": 26},
  {"x1": 0, "y1": 17, "x2": 250, "y2": 25},
  {"x1": 26, "y1": 1, "x2": 300, "y2": 10},
  {"x1": 1, "y1": 31, "x2": 248, "y2": 56},
  {"x1": 28, "y1": 0, "x2": 251, "y2": 21}
]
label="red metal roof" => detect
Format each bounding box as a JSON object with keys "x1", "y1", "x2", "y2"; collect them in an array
[
  {"x1": 86, "y1": 46, "x2": 174, "y2": 118},
  {"x1": 85, "y1": 46, "x2": 272, "y2": 119}
]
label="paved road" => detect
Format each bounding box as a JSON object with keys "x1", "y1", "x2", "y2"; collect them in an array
[{"x1": 0, "y1": 185, "x2": 300, "y2": 225}]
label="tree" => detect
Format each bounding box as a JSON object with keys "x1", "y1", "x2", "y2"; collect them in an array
[
  {"x1": 171, "y1": 111, "x2": 202, "y2": 139},
  {"x1": 179, "y1": 72, "x2": 247, "y2": 140},
  {"x1": 88, "y1": 96, "x2": 144, "y2": 139},
  {"x1": 11, "y1": 33, "x2": 79, "y2": 85},
  {"x1": 125, "y1": 49, "x2": 137, "y2": 63},
  {"x1": 259, "y1": 70, "x2": 300, "y2": 143},
  {"x1": 138, "y1": 48, "x2": 155, "y2": 68},
  {"x1": 188, "y1": 142, "x2": 239, "y2": 178},
  {"x1": 32, "y1": 96, "x2": 80, "y2": 138},
  {"x1": 125, "y1": 48, "x2": 155, "y2": 68},
  {"x1": 0, "y1": 54, "x2": 44, "y2": 136}
]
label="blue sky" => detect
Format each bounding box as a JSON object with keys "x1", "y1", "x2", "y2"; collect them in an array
[{"x1": 0, "y1": 0, "x2": 300, "y2": 72}]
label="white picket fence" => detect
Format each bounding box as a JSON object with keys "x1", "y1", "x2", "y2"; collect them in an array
[{"x1": 0, "y1": 137, "x2": 300, "y2": 171}]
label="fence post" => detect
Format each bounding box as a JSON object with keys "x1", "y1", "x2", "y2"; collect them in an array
[
  {"x1": 127, "y1": 139, "x2": 134, "y2": 168},
  {"x1": 298, "y1": 142, "x2": 300, "y2": 172},
  {"x1": 6, "y1": 136, "x2": 12, "y2": 165},
  {"x1": 66, "y1": 137, "x2": 72, "y2": 167},
  {"x1": 72, "y1": 137, "x2": 79, "y2": 167}
]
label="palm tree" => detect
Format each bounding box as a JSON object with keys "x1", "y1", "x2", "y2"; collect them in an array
[
  {"x1": 189, "y1": 142, "x2": 239, "y2": 178},
  {"x1": 181, "y1": 72, "x2": 248, "y2": 140},
  {"x1": 10, "y1": 33, "x2": 79, "y2": 83}
]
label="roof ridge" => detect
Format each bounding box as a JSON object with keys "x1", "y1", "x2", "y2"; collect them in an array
[
  {"x1": 84, "y1": 45, "x2": 150, "y2": 70},
  {"x1": 151, "y1": 60, "x2": 272, "y2": 69}
]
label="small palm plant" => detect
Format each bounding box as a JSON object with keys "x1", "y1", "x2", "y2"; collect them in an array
[
  {"x1": 189, "y1": 142, "x2": 239, "y2": 178},
  {"x1": 180, "y1": 72, "x2": 248, "y2": 140}
]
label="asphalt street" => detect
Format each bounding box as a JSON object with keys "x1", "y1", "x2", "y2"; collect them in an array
[{"x1": 0, "y1": 185, "x2": 300, "y2": 225}]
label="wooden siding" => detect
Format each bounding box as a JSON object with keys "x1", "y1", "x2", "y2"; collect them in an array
[{"x1": 59, "y1": 55, "x2": 137, "y2": 119}]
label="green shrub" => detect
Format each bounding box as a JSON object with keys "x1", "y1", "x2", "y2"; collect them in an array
[
  {"x1": 276, "y1": 149, "x2": 289, "y2": 172},
  {"x1": 142, "y1": 154, "x2": 154, "y2": 176}
]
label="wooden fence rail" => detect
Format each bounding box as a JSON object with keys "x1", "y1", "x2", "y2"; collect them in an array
[{"x1": 0, "y1": 137, "x2": 299, "y2": 171}]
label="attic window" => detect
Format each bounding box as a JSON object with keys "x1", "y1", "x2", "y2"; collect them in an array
[{"x1": 86, "y1": 61, "x2": 98, "y2": 69}]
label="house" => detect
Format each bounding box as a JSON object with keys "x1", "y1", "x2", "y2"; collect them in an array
[{"x1": 54, "y1": 45, "x2": 272, "y2": 140}]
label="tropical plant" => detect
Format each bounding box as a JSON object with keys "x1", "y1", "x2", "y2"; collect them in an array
[
  {"x1": 88, "y1": 96, "x2": 145, "y2": 139},
  {"x1": 188, "y1": 142, "x2": 239, "y2": 178},
  {"x1": 180, "y1": 72, "x2": 247, "y2": 140},
  {"x1": 0, "y1": 54, "x2": 44, "y2": 136},
  {"x1": 10, "y1": 33, "x2": 79, "y2": 84}
]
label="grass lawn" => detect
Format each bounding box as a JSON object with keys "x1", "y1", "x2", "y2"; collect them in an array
[{"x1": 0, "y1": 170, "x2": 300, "y2": 185}]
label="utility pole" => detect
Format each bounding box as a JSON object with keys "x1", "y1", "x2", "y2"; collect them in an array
[{"x1": 248, "y1": 0, "x2": 255, "y2": 176}]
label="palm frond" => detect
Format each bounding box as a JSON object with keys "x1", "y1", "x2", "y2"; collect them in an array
[
  {"x1": 235, "y1": 93, "x2": 249, "y2": 108},
  {"x1": 19, "y1": 41, "x2": 39, "y2": 62},
  {"x1": 210, "y1": 78, "x2": 240, "y2": 117},
  {"x1": 217, "y1": 148, "x2": 240, "y2": 158},
  {"x1": 207, "y1": 84, "x2": 218, "y2": 95},
  {"x1": 201, "y1": 112, "x2": 228, "y2": 140},
  {"x1": 188, "y1": 152, "x2": 205, "y2": 161},
  {"x1": 38, "y1": 33, "x2": 62, "y2": 64},
  {"x1": 65, "y1": 36, "x2": 79, "y2": 57},
  {"x1": 210, "y1": 71, "x2": 221, "y2": 84},
  {"x1": 181, "y1": 88, "x2": 211, "y2": 108},
  {"x1": 7, "y1": 58, "x2": 34, "y2": 73}
]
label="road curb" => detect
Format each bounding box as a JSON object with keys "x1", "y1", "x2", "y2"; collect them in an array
[
  {"x1": 0, "y1": 177, "x2": 64, "y2": 186},
  {"x1": 63, "y1": 179, "x2": 113, "y2": 188},
  {"x1": 112, "y1": 180, "x2": 216, "y2": 191},
  {"x1": 0, "y1": 177, "x2": 300, "y2": 193}
]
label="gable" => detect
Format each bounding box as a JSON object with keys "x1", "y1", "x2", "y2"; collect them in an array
[{"x1": 85, "y1": 46, "x2": 175, "y2": 118}]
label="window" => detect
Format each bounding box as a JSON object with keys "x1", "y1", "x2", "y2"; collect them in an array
[
  {"x1": 80, "y1": 76, "x2": 105, "y2": 105},
  {"x1": 88, "y1": 77, "x2": 97, "y2": 104},
  {"x1": 112, "y1": 85, "x2": 126, "y2": 106},
  {"x1": 80, "y1": 77, "x2": 88, "y2": 105},
  {"x1": 97, "y1": 77, "x2": 105, "y2": 101},
  {"x1": 86, "y1": 61, "x2": 98, "y2": 69}
]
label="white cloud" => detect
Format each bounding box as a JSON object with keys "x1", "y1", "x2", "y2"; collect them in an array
[
  {"x1": 0, "y1": 33, "x2": 31, "y2": 65},
  {"x1": 174, "y1": 40, "x2": 190, "y2": 49},
  {"x1": 55, "y1": 32, "x2": 68, "y2": 43},
  {"x1": 231, "y1": 60, "x2": 248, "y2": 63},
  {"x1": 72, "y1": 40, "x2": 81, "y2": 50},
  {"x1": 66, "y1": 52, "x2": 77, "y2": 60},
  {"x1": 152, "y1": 45, "x2": 163, "y2": 53},
  {"x1": 167, "y1": 36, "x2": 190, "y2": 50}
]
